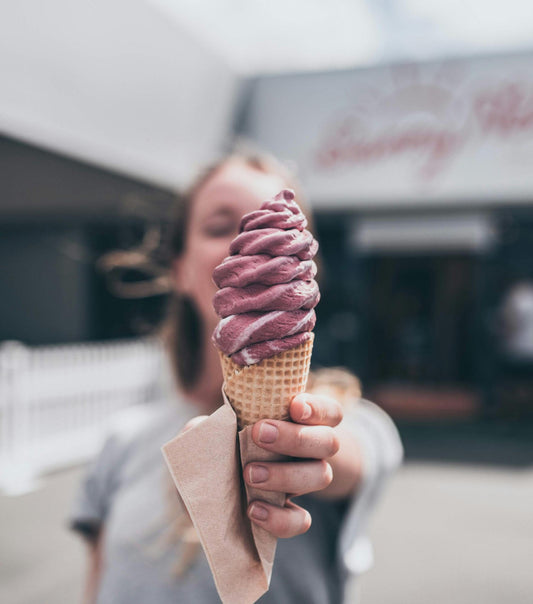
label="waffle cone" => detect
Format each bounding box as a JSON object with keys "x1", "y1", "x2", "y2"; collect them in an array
[{"x1": 219, "y1": 334, "x2": 314, "y2": 428}]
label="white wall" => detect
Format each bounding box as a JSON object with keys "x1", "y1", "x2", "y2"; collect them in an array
[{"x1": 0, "y1": 1, "x2": 239, "y2": 189}]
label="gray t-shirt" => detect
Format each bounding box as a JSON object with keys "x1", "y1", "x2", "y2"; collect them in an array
[{"x1": 71, "y1": 395, "x2": 402, "y2": 604}]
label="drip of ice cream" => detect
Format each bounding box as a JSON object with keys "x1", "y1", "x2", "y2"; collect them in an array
[{"x1": 212, "y1": 189, "x2": 319, "y2": 366}]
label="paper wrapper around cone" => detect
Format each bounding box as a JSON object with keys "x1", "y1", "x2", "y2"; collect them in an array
[
  {"x1": 219, "y1": 333, "x2": 314, "y2": 428},
  {"x1": 161, "y1": 335, "x2": 314, "y2": 604},
  {"x1": 223, "y1": 335, "x2": 314, "y2": 600}
]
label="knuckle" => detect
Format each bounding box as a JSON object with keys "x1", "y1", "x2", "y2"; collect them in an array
[{"x1": 296, "y1": 426, "x2": 308, "y2": 450}]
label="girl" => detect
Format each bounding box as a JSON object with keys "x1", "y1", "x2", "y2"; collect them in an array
[{"x1": 71, "y1": 153, "x2": 403, "y2": 603}]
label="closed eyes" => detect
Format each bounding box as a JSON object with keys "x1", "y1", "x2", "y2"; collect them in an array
[{"x1": 202, "y1": 210, "x2": 239, "y2": 238}]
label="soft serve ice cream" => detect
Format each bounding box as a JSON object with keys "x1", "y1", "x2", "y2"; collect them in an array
[{"x1": 212, "y1": 189, "x2": 319, "y2": 366}]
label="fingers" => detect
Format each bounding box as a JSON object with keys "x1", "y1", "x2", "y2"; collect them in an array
[
  {"x1": 248, "y1": 499, "x2": 312, "y2": 539},
  {"x1": 244, "y1": 395, "x2": 343, "y2": 538},
  {"x1": 290, "y1": 393, "x2": 343, "y2": 427},
  {"x1": 244, "y1": 460, "x2": 333, "y2": 496},
  {"x1": 251, "y1": 420, "x2": 340, "y2": 459}
]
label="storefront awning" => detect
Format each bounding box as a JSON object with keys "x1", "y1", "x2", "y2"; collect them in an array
[{"x1": 353, "y1": 214, "x2": 496, "y2": 253}]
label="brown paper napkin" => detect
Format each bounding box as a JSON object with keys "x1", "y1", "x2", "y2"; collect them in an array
[{"x1": 162, "y1": 391, "x2": 284, "y2": 604}]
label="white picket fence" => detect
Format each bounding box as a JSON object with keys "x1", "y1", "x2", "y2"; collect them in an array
[{"x1": 0, "y1": 338, "x2": 163, "y2": 495}]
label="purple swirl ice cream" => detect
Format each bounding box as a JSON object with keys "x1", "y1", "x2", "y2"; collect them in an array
[{"x1": 212, "y1": 189, "x2": 319, "y2": 366}]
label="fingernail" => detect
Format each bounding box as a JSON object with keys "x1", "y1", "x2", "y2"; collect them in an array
[
  {"x1": 301, "y1": 402, "x2": 312, "y2": 420},
  {"x1": 249, "y1": 464, "x2": 269, "y2": 484},
  {"x1": 258, "y1": 422, "x2": 278, "y2": 444},
  {"x1": 250, "y1": 503, "x2": 269, "y2": 521}
]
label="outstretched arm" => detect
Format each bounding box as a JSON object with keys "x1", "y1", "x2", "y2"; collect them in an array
[{"x1": 83, "y1": 532, "x2": 104, "y2": 604}]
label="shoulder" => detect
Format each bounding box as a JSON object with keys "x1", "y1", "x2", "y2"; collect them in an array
[
  {"x1": 99, "y1": 396, "x2": 197, "y2": 472},
  {"x1": 70, "y1": 397, "x2": 194, "y2": 540}
]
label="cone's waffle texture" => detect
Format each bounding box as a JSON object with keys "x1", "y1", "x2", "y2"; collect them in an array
[{"x1": 219, "y1": 334, "x2": 314, "y2": 428}]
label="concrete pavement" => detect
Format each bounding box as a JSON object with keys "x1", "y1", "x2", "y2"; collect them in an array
[
  {"x1": 0, "y1": 467, "x2": 85, "y2": 604},
  {"x1": 355, "y1": 463, "x2": 533, "y2": 604},
  {"x1": 1, "y1": 461, "x2": 532, "y2": 604}
]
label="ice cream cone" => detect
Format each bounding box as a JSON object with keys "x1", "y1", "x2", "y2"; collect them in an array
[{"x1": 219, "y1": 334, "x2": 314, "y2": 429}]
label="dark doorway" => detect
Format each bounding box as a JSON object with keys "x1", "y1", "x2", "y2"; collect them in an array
[{"x1": 365, "y1": 254, "x2": 476, "y2": 386}]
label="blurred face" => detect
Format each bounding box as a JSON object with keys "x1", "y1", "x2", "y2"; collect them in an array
[{"x1": 173, "y1": 160, "x2": 287, "y2": 333}]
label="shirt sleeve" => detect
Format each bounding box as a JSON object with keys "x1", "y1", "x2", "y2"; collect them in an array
[
  {"x1": 337, "y1": 399, "x2": 404, "y2": 578},
  {"x1": 69, "y1": 433, "x2": 126, "y2": 543}
]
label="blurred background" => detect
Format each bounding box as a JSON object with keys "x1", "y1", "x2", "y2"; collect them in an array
[{"x1": 1, "y1": 1, "x2": 532, "y2": 603}]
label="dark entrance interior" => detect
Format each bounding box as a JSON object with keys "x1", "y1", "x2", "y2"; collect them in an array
[{"x1": 365, "y1": 253, "x2": 477, "y2": 388}]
